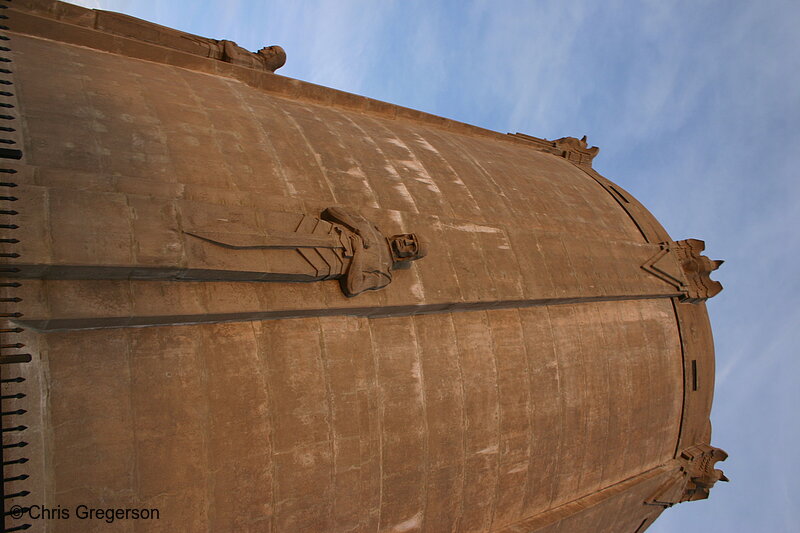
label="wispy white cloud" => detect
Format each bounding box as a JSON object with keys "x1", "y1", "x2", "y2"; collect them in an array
[{"x1": 236, "y1": 1, "x2": 407, "y2": 96}]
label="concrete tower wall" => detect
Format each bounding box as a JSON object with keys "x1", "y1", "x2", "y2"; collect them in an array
[{"x1": 0, "y1": 2, "x2": 723, "y2": 532}]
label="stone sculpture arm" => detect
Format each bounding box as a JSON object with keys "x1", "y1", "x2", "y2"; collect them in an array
[
  {"x1": 220, "y1": 41, "x2": 239, "y2": 63},
  {"x1": 342, "y1": 237, "x2": 391, "y2": 297},
  {"x1": 321, "y1": 207, "x2": 380, "y2": 248},
  {"x1": 321, "y1": 206, "x2": 359, "y2": 228},
  {"x1": 221, "y1": 40, "x2": 241, "y2": 63}
]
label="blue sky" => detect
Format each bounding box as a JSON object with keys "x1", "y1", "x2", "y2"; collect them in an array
[{"x1": 66, "y1": 1, "x2": 800, "y2": 531}]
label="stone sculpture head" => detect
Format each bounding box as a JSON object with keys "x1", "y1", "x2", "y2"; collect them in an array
[
  {"x1": 692, "y1": 468, "x2": 729, "y2": 490},
  {"x1": 257, "y1": 45, "x2": 287, "y2": 72},
  {"x1": 673, "y1": 238, "x2": 724, "y2": 302},
  {"x1": 682, "y1": 254, "x2": 724, "y2": 275},
  {"x1": 389, "y1": 233, "x2": 427, "y2": 266}
]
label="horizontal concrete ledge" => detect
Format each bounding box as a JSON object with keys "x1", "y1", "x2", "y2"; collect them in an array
[
  {"x1": 3, "y1": 264, "x2": 326, "y2": 282},
  {"x1": 16, "y1": 293, "x2": 683, "y2": 331}
]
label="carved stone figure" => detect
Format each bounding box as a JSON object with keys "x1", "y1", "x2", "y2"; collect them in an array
[
  {"x1": 672, "y1": 239, "x2": 724, "y2": 302},
  {"x1": 680, "y1": 444, "x2": 730, "y2": 501},
  {"x1": 553, "y1": 135, "x2": 600, "y2": 167},
  {"x1": 507, "y1": 133, "x2": 600, "y2": 168},
  {"x1": 88, "y1": 11, "x2": 288, "y2": 72},
  {"x1": 186, "y1": 207, "x2": 426, "y2": 297},
  {"x1": 642, "y1": 239, "x2": 723, "y2": 303},
  {"x1": 220, "y1": 40, "x2": 287, "y2": 72},
  {"x1": 646, "y1": 445, "x2": 729, "y2": 507}
]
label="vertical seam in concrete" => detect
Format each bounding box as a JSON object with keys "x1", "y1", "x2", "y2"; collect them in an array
[
  {"x1": 42, "y1": 186, "x2": 54, "y2": 285},
  {"x1": 199, "y1": 327, "x2": 212, "y2": 532},
  {"x1": 169, "y1": 67, "x2": 231, "y2": 188},
  {"x1": 410, "y1": 315, "x2": 430, "y2": 532},
  {"x1": 571, "y1": 305, "x2": 589, "y2": 494},
  {"x1": 172, "y1": 196, "x2": 189, "y2": 270},
  {"x1": 224, "y1": 80, "x2": 291, "y2": 197},
  {"x1": 78, "y1": 67, "x2": 107, "y2": 177},
  {"x1": 275, "y1": 104, "x2": 339, "y2": 204},
  {"x1": 449, "y1": 313, "x2": 468, "y2": 531},
  {"x1": 396, "y1": 124, "x2": 524, "y2": 302},
  {"x1": 488, "y1": 145, "x2": 552, "y2": 229},
  {"x1": 365, "y1": 318, "x2": 384, "y2": 532},
  {"x1": 337, "y1": 113, "x2": 407, "y2": 213},
  {"x1": 185, "y1": 76, "x2": 236, "y2": 192},
  {"x1": 39, "y1": 276, "x2": 53, "y2": 332},
  {"x1": 370, "y1": 125, "x2": 456, "y2": 219},
  {"x1": 430, "y1": 215, "x2": 467, "y2": 302},
  {"x1": 426, "y1": 129, "x2": 518, "y2": 220},
  {"x1": 124, "y1": 280, "x2": 136, "y2": 329},
  {"x1": 313, "y1": 109, "x2": 380, "y2": 210},
  {"x1": 610, "y1": 302, "x2": 635, "y2": 479},
  {"x1": 634, "y1": 302, "x2": 661, "y2": 467},
  {"x1": 133, "y1": 64, "x2": 176, "y2": 184},
  {"x1": 316, "y1": 317, "x2": 337, "y2": 529},
  {"x1": 637, "y1": 303, "x2": 657, "y2": 466},
  {"x1": 498, "y1": 225, "x2": 527, "y2": 299},
  {"x1": 486, "y1": 310, "x2": 502, "y2": 530},
  {"x1": 591, "y1": 302, "x2": 613, "y2": 489},
  {"x1": 528, "y1": 232, "x2": 557, "y2": 299},
  {"x1": 123, "y1": 330, "x2": 141, "y2": 533},
  {"x1": 517, "y1": 308, "x2": 537, "y2": 521},
  {"x1": 38, "y1": 337, "x2": 53, "y2": 529},
  {"x1": 423, "y1": 131, "x2": 512, "y2": 300},
  {"x1": 575, "y1": 166, "x2": 650, "y2": 243},
  {"x1": 249, "y1": 321, "x2": 279, "y2": 533},
  {"x1": 543, "y1": 306, "x2": 564, "y2": 510},
  {"x1": 555, "y1": 234, "x2": 585, "y2": 298},
  {"x1": 409, "y1": 131, "x2": 485, "y2": 221},
  {"x1": 567, "y1": 306, "x2": 590, "y2": 498},
  {"x1": 123, "y1": 193, "x2": 137, "y2": 287},
  {"x1": 355, "y1": 115, "x2": 422, "y2": 214}
]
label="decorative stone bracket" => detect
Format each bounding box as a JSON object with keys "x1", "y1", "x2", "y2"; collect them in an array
[
  {"x1": 507, "y1": 133, "x2": 599, "y2": 169},
  {"x1": 645, "y1": 444, "x2": 729, "y2": 507},
  {"x1": 642, "y1": 239, "x2": 723, "y2": 304},
  {"x1": 552, "y1": 136, "x2": 599, "y2": 168}
]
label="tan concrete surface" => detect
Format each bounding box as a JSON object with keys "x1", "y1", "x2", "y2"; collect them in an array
[{"x1": 0, "y1": 2, "x2": 726, "y2": 531}]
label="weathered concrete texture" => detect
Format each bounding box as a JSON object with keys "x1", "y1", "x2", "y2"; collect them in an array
[
  {"x1": 3, "y1": 31, "x2": 692, "y2": 323},
  {"x1": 35, "y1": 300, "x2": 680, "y2": 532},
  {"x1": 0, "y1": 1, "x2": 726, "y2": 532}
]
